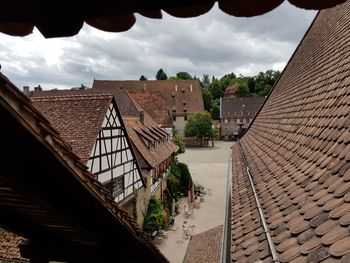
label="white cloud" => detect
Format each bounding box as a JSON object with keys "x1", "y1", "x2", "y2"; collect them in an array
[{"x1": 0, "y1": 2, "x2": 316, "y2": 90}]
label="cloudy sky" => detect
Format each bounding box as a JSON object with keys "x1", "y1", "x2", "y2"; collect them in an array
[{"x1": 0, "y1": 2, "x2": 316, "y2": 90}]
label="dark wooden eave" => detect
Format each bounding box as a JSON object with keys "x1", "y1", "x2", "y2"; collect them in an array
[
  {"x1": 0, "y1": 0, "x2": 346, "y2": 38},
  {"x1": 0, "y1": 73, "x2": 168, "y2": 262}
]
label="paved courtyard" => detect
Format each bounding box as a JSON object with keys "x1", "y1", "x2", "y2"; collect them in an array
[{"x1": 157, "y1": 141, "x2": 233, "y2": 263}]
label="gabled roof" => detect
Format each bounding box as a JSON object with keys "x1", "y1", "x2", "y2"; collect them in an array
[
  {"x1": 129, "y1": 91, "x2": 172, "y2": 127},
  {"x1": 30, "y1": 88, "x2": 178, "y2": 169},
  {"x1": 31, "y1": 94, "x2": 112, "y2": 164},
  {"x1": 30, "y1": 89, "x2": 141, "y2": 117},
  {"x1": 224, "y1": 83, "x2": 239, "y2": 96},
  {"x1": 123, "y1": 111, "x2": 178, "y2": 169},
  {"x1": 221, "y1": 96, "x2": 265, "y2": 119},
  {"x1": 0, "y1": 1, "x2": 345, "y2": 38},
  {"x1": 183, "y1": 225, "x2": 223, "y2": 263},
  {"x1": 92, "y1": 79, "x2": 205, "y2": 116},
  {"x1": 231, "y1": 1, "x2": 350, "y2": 262},
  {"x1": 0, "y1": 72, "x2": 168, "y2": 262}
]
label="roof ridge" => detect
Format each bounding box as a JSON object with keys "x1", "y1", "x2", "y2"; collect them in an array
[{"x1": 31, "y1": 94, "x2": 113, "y2": 101}]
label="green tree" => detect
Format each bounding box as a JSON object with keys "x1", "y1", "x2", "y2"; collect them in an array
[
  {"x1": 208, "y1": 79, "x2": 223, "y2": 100},
  {"x1": 202, "y1": 88, "x2": 213, "y2": 112},
  {"x1": 184, "y1": 112, "x2": 214, "y2": 146},
  {"x1": 176, "y1": 71, "x2": 192, "y2": 80},
  {"x1": 211, "y1": 99, "x2": 220, "y2": 120},
  {"x1": 143, "y1": 196, "x2": 167, "y2": 233},
  {"x1": 201, "y1": 74, "x2": 210, "y2": 87},
  {"x1": 139, "y1": 75, "x2": 148, "y2": 80},
  {"x1": 156, "y1": 68, "x2": 168, "y2": 80},
  {"x1": 235, "y1": 85, "x2": 250, "y2": 97}
]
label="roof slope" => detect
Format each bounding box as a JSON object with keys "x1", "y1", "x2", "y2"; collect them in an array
[
  {"x1": 0, "y1": 1, "x2": 345, "y2": 38},
  {"x1": 30, "y1": 88, "x2": 178, "y2": 169},
  {"x1": 0, "y1": 72, "x2": 168, "y2": 262},
  {"x1": 231, "y1": 1, "x2": 350, "y2": 262},
  {"x1": 123, "y1": 112, "x2": 178, "y2": 169},
  {"x1": 31, "y1": 95, "x2": 112, "y2": 164},
  {"x1": 30, "y1": 89, "x2": 141, "y2": 117},
  {"x1": 183, "y1": 225, "x2": 223, "y2": 263},
  {"x1": 129, "y1": 91, "x2": 172, "y2": 127},
  {"x1": 92, "y1": 79, "x2": 204, "y2": 116},
  {"x1": 0, "y1": 228, "x2": 26, "y2": 262},
  {"x1": 221, "y1": 96, "x2": 265, "y2": 119}
]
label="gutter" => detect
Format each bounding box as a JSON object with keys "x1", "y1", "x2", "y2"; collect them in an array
[
  {"x1": 240, "y1": 145, "x2": 279, "y2": 263},
  {"x1": 221, "y1": 146, "x2": 233, "y2": 263}
]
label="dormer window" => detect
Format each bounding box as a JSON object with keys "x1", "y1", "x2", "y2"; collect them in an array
[
  {"x1": 182, "y1": 88, "x2": 185, "y2": 93},
  {"x1": 175, "y1": 85, "x2": 178, "y2": 92},
  {"x1": 171, "y1": 92, "x2": 175, "y2": 97}
]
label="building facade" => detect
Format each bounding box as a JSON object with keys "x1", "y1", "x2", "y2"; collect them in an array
[
  {"x1": 92, "y1": 79, "x2": 205, "y2": 136},
  {"x1": 220, "y1": 96, "x2": 265, "y2": 140}
]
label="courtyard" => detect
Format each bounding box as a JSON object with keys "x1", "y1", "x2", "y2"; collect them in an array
[{"x1": 157, "y1": 141, "x2": 233, "y2": 263}]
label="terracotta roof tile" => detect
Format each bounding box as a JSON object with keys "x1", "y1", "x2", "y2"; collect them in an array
[
  {"x1": 221, "y1": 96, "x2": 265, "y2": 119},
  {"x1": 183, "y1": 225, "x2": 222, "y2": 263},
  {"x1": 31, "y1": 94, "x2": 112, "y2": 164},
  {"x1": 0, "y1": 228, "x2": 26, "y2": 262},
  {"x1": 92, "y1": 80, "x2": 204, "y2": 116},
  {"x1": 123, "y1": 112, "x2": 178, "y2": 169},
  {"x1": 230, "y1": 1, "x2": 350, "y2": 262}
]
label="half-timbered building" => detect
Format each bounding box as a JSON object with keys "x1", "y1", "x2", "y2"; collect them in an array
[
  {"x1": 29, "y1": 88, "x2": 178, "y2": 225},
  {"x1": 0, "y1": 72, "x2": 168, "y2": 263},
  {"x1": 31, "y1": 95, "x2": 144, "y2": 203}
]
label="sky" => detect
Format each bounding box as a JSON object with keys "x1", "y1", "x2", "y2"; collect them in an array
[{"x1": 0, "y1": 2, "x2": 316, "y2": 90}]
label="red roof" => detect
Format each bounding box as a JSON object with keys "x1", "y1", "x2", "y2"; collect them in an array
[
  {"x1": 92, "y1": 80, "x2": 204, "y2": 116},
  {"x1": 123, "y1": 112, "x2": 178, "y2": 169},
  {"x1": 221, "y1": 96, "x2": 265, "y2": 119},
  {"x1": 224, "y1": 83, "x2": 239, "y2": 96},
  {"x1": 231, "y1": 1, "x2": 350, "y2": 262},
  {"x1": 129, "y1": 92, "x2": 172, "y2": 127},
  {"x1": 183, "y1": 225, "x2": 223, "y2": 263},
  {"x1": 0, "y1": 1, "x2": 345, "y2": 38},
  {"x1": 31, "y1": 95, "x2": 112, "y2": 164}
]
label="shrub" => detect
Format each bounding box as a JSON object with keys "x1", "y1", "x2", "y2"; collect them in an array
[{"x1": 143, "y1": 196, "x2": 166, "y2": 233}]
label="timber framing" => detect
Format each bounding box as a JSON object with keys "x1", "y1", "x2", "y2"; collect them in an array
[{"x1": 0, "y1": 73, "x2": 168, "y2": 262}]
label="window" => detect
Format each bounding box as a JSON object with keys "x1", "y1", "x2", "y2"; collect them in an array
[
  {"x1": 237, "y1": 119, "x2": 241, "y2": 124},
  {"x1": 224, "y1": 119, "x2": 228, "y2": 124},
  {"x1": 173, "y1": 116, "x2": 176, "y2": 121},
  {"x1": 243, "y1": 119, "x2": 246, "y2": 123},
  {"x1": 184, "y1": 115, "x2": 187, "y2": 121},
  {"x1": 105, "y1": 176, "x2": 124, "y2": 198}
]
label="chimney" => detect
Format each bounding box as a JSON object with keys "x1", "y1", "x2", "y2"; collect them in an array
[
  {"x1": 23, "y1": 86, "x2": 30, "y2": 96},
  {"x1": 140, "y1": 110, "x2": 144, "y2": 124},
  {"x1": 34, "y1": 85, "x2": 42, "y2": 91}
]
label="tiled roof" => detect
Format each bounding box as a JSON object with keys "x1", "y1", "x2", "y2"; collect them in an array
[
  {"x1": 30, "y1": 88, "x2": 178, "y2": 168},
  {"x1": 224, "y1": 83, "x2": 240, "y2": 96},
  {"x1": 0, "y1": 228, "x2": 26, "y2": 262},
  {"x1": 183, "y1": 225, "x2": 223, "y2": 263},
  {"x1": 92, "y1": 80, "x2": 205, "y2": 116},
  {"x1": 221, "y1": 97, "x2": 265, "y2": 119},
  {"x1": 0, "y1": 1, "x2": 345, "y2": 38},
  {"x1": 123, "y1": 111, "x2": 178, "y2": 169},
  {"x1": 30, "y1": 89, "x2": 141, "y2": 117},
  {"x1": 129, "y1": 92, "x2": 172, "y2": 127},
  {"x1": 231, "y1": 1, "x2": 350, "y2": 262},
  {"x1": 31, "y1": 95, "x2": 112, "y2": 164},
  {"x1": 0, "y1": 72, "x2": 168, "y2": 262}
]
